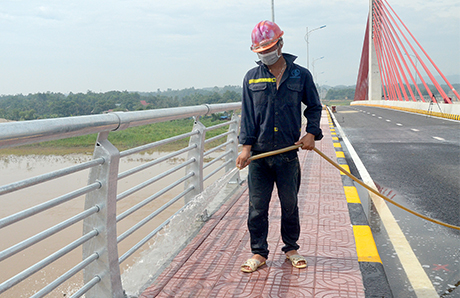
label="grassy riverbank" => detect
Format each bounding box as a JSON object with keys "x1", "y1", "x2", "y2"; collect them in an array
[{"x1": 0, "y1": 118, "x2": 230, "y2": 156}]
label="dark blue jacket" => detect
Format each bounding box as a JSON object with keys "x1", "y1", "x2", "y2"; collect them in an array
[{"x1": 239, "y1": 53, "x2": 323, "y2": 152}]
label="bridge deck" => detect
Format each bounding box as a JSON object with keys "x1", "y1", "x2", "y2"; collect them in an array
[{"x1": 139, "y1": 113, "x2": 366, "y2": 297}]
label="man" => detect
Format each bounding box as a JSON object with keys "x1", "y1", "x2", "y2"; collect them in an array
[{"x1": 236, "y1": 20, "x2": 323, "y2": 273}]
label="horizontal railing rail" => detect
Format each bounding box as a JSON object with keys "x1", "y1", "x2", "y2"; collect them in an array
[
  {"x1": 0, "y1": 103, "x2": 239, "y2": 149},
  {"x1": 0, "y1": 102, "x2": 241, "y2": 297}
]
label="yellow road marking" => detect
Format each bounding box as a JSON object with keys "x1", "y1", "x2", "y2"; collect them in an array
[
  {"x1": 339, "y1": 164, "x2": 350, "y2": 175},
  {"x1": 353, "y1": 225, "x2": 382, "y2": 263},
  {"x1": 336, "y1": 151, "x2": 345, "y2": 158},
  {"x1": 344, "y1": 186, "x2": 361, "y2": 203}
]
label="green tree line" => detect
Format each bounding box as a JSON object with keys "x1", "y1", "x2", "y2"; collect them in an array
[
  {"x1": 0, "y1": 86, "x2": 242, "y2": 121},
  {"x1": 324, "y1": 87, "x2": 355, "y2": 100}
]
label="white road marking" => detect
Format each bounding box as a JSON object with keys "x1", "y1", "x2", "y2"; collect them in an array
[
  {"x1": 386, "y1": 119, "x2": 391, "y2": 122},
  {"x1": 396, "y1": 123, "x2": 403, "y2": 126},
  {"x1": 378, "y1": 117, "x2": 382, "y2": 119},
  {"x1": 433, "y1": 136, "x2": 445, "y2": 141},
  {"x1": 411, "y1": 129, "x2": 420, "y2": 132},
  {"x1": 338, "y1": 111, "x2": 359, "y2": 113}
]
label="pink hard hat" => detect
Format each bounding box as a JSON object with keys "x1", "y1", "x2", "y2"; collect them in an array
[{"x1": 250, "y1": 20, "x2": 284, "y2": 53}]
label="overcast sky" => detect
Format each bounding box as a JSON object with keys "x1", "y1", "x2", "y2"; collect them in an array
[{"x1": 1, "y1": 0, "x2": 459, "y2": 95}]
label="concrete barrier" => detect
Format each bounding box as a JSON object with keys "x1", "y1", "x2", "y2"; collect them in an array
[{"x1": 351, "y1": 100, "x2": 460, "y2": 120}]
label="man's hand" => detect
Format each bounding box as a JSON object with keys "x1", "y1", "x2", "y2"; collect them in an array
[
  {"x1": 236, "y1": 145, "x2": 252, "y2": 169},
  {"x1": 295, "y1": 133, "x2": 315, "y2": 150}
]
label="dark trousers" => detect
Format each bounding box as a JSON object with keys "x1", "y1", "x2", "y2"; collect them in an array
[{"x1": 247, "y1": 151, "x2": 301, "y2": 259}]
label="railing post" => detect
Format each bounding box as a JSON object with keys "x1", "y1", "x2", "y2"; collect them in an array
[
  {"x1": 82, "y1": 131, "x2": 124, "y2": 298},
  {"x1": 184, "y1": 118, "x2": 206, "y2": 203},
  {"x1": 225, "y1": 113, "x2": 240, "y2": 177}
]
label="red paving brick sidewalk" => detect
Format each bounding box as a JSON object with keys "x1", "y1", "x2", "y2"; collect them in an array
[{"x1": 139, "y1": 113, "x2": 365, "y2": 297}]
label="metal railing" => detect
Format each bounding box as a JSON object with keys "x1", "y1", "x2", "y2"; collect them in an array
[{"x1": 0, "y1": 103, "x2": 241, "y2": 297}]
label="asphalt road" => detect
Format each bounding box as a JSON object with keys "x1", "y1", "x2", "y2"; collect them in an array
[{"x1": 333, "y1": 105, "x2": 460, "y2": 297}]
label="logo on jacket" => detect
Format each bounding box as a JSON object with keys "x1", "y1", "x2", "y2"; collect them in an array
[{"x1": 290, "y1": 69, "x2": 301, "y2": 79}]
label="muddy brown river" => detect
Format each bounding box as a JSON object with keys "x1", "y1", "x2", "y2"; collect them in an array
[{"x1": 0, "y1": 152, "x2": 222, "y2": 297}]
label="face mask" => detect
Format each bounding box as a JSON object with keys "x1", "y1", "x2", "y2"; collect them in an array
[{"x1": 257, "y1": 47, "x2": 281, "y2": 65}]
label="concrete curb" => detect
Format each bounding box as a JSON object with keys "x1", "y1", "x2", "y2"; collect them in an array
[
  {"x1": 351, "y1": 102, "x2": 460, "y2": 121},
  {"x1": 326, "y1": 108, "x2": 394, "y2": 298}
]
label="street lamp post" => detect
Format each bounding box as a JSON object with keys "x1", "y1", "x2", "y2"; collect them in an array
[
  {"x1": 314, "y1": 72, "x2": 325, "y2": 100},
  {"x1": 312, "y1": 56, "x2": 324, "y2": 83},
  {"x1": 304, "y1": 25, "x2": 326, "y2": 69}
]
